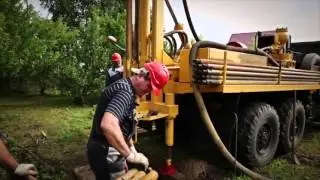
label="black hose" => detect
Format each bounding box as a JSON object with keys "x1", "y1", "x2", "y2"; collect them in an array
[
  {"x1": 189, "y1": 40, "x2": 271, "y2": 180},
  {"x1": 164, "y1": 30, "x2": 189, "y2": 45},
  {"x1": 164, "y1": 30, "x2": 189, "y2": 56},
  {"x1": 165, "y1": 0, "x2": 178, "y2": 25},
  {"x1": 164, "y1": 36, "x2": 174, "y2": 57},
  {"x1": 164, "y1": 30, "x2": 188, "y2": 40},
  {"x1": 182, "y1": 0, "x2": 200, "y2": 42},
  {"x1": 169, "y1": 35, "x2": 177, "y2": 56}
]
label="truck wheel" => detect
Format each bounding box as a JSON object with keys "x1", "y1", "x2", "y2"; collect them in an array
[
  {"x1": 276, "y1": 99, "x2": 306, "y2": 153},
  {"x1": 300, "y1": 53, "x2": 320, "y2": 71},
  {"x1": 238, "y1": 103, "x2": 280, "y2": 167}
]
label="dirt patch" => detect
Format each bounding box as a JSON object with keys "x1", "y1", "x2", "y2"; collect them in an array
[
  {"x1": 134, "y1": 132, "x2": 236, "y2": 180},
  {"x1": 171, "y1": 159, "x2": 226, "y2": 180},
  {"x1": 297, "y1": 153, "x2": 320, "y2": 167}
]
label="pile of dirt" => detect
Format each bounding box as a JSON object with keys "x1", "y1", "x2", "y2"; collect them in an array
[{"x1": 170, "y1": 159, "x2": 227, "y2": 180}]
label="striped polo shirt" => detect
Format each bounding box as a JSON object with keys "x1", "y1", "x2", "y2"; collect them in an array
[{"x1": 89, "y1": 78, "x2": 137, "y2": 145}]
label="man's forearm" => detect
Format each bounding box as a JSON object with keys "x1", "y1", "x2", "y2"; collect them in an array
[
  {"x1": 103, "y1": 127, "x2": 131, "y2": 157},
  {"x1": 101, "y1": 113, "x2": 131, "y2": 157},
  {"x1": 0, "y1": 139, "x2": 19, "y2": 170},
  {"x1": 127, "y1": 138, "x2": 134, "y2": 147}
]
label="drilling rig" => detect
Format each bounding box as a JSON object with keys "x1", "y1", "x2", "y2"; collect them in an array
[{"x1": 110, "y1": 0, "x2": 320, "y2": 179}]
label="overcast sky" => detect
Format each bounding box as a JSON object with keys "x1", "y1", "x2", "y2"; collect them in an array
[
  {"x1": 163, "y1": 0, "x2": 320, "y2": 43},
  {"x1": 29, "y1": 0, "x2": 320, "y2": 43}
]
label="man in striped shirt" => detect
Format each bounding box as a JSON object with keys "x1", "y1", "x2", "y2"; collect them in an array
[{"x1": 87, "y1": 62, "x2": 170, "y2": 180}]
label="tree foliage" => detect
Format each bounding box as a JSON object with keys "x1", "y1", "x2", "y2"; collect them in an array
[
  {"x1": 39, "y1": 0, "x2": 125, "y2": 27},
  {"x1": 0, "y1": 0, "x2": 126, "y2": 105},
  {"x1": 60, "y1": 8, "x2": 126, "y2": 104}
]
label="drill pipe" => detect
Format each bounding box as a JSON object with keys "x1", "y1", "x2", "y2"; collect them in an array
[
  {"x1": 116, "y1": 168, "x2": 159, "y2": 180},
  {"x1": 195, "y1": 59, "x2": 320, "y2": 74},
  {"x1": 282, "y1": 74, "x2": 320, "y2": 79},
  {"x1": 195, "y1": 79, "x2": 319, "y2": 85},
  {"x1": 194, "y1": 69, "x2": 279, "y2": 77},
  {"x1": 193, "y1": 62, "x2": 320, "y2": 77},
  {"x1": 195, "y1": 77, "x2": 320, "y2": 83},
  {"x1": 282, "y1": 70, "x2": 320, "y2": 77},
  {"x1": 141, "y1": 169, "x2": 159, "y2": 180},
  {"x1": 194, "y1": 63, "x2": 278, "y2": 73},
  {"x1": 193, "y1": 71, "x2": 320, "y2": 81},
  {"x1": 195, "y1": 58, "x2": 279, "y2": 69},
  {"x1": 195, "y1": 79, "x2": 276, "y2": 85},
  {"x1": 193, "y1": 75, "x2": 278, "y2": 81},
  {"x1": 116, "y1": 169, "x2": 138, "y2": 180},
  {"x1": 131, "y1": 171, "x2": 147, "y2": 180},
  {"x1": 193, "y1": 65, "x2": 320, "y2": 79}
]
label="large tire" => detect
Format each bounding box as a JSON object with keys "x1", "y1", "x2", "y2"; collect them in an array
[
  {"x1": 238, "y1": 103, "x2": 280, "y2": 167},
  {"x1": 276, "y1": 99, "x2": 306, "y2": 153},
  {"x1": 300, "y1": 53, "x2": 320, "y2": 71}
]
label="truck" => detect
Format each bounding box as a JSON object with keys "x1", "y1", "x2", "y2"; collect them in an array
[{"x1": 110, "y1": 0, "x2": 320, "y2": 179}]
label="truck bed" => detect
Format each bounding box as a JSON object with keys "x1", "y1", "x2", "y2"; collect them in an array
[
  {"x1": 164, "y1": 82, "x2": 320, "y2": 93},
  {"x1": 164, "y1": 54, "x2": 320, "y2": 94}
]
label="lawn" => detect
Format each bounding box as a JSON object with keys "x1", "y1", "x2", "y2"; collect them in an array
[
  {"x1": 0, "y1": 95, "x2": 319, "y2": 180},
  {"x1": 0, "y1": 95, "x2": 94, "y2": 180}
]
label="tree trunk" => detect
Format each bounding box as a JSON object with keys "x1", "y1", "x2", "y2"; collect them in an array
[{"x1": 40, "y1": 87, "x2": 45, "y2": 96}]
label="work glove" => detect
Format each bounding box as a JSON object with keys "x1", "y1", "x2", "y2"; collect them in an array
[
  {"x1": 14, "y1": 164, "x2": 38, "y2": 177},
  {"x1": 126, "y1": 152, "x2": 149, "y2": 171},
  {"x1": 130, "y1": 145, "x2": 137, "y2": 154}
]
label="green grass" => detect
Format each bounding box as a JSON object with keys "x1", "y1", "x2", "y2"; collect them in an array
[
  {"x1": 234, "y1": 128, "x2": 320, "y2": 180},
  {"x1": 298, "y1": 130, "x2": 320, "y2": 157},
  {"x1": 262, "y1": 158, "x2": 319, "y2": 180},
  {"x1": 0, "y1": 95, "x2": 94, "y2": 180},
  {"x1": 0, "y1": 95, "x2": 320, "y2": 180},
  {"x1": 231, "y1": 158, "x2": 320, "y2": 180}
]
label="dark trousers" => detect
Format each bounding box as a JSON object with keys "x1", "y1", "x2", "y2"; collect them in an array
[{"x1": 87, "y1": 140, "x2": 126, "y2": 180}]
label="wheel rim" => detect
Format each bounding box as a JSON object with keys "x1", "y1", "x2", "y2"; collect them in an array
[{"x1": 257, "y1": 118, "x2": 274, "y2": 156}]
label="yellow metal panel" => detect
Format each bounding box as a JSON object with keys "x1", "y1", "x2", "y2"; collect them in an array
[
  {"x1": 165, "y1": 93, "x2": 174, "y2": 105},
  {"x1": 198, "y1": 48, "x2": 223, "y2": 60},
  {"x1": 162, "y1": 50, "x2": 175, "y2": 65},
  {"x1": 197, "y1": 48, "x2": 267, "y2": 66},
  {"x1": 163, "y1": 82, "x2": 320, "y2": 94},
  {"x1": 163, "y1": 82, "x2": 223, "y2": 94},
  {"x1": 151, "y1": 0, "x2": 164, "y2": 62},
  {"x1": 125, "y1": 0, "x2": 133, "y2": 77},
  {"x1": 162, "y1": 81, "x2": 191, "y2": 93},
  {"x1": 167, "y1": 65, "x2": 180, "y2": 82},
  {"x1": 165, "y1": 118, "x2": 174, "y2": 146},
  {"x1": 148, "y1": 102, "x2": 178, "y2": 118},
  {"x1": 139, "y1": 0, "x2": 150, "y2": 66},
  {"x1": 151, "y1": 92, "x2": 162, "y2": 103},
  {"x1": 136, "y1": 101, "x2": 149, "y2": 111},
  {"x1": 138, "y1": 112, "x2": 169, "y2": 121},
  {"x1": 179, "y1": 49, "x2": 191, "y2": 82},
  {"x1": 226, "y1": 51, "x2": 267, "y2": 66},
  {"x1": 222, "y1": 84, "x2": 320, "y2": 93}
]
